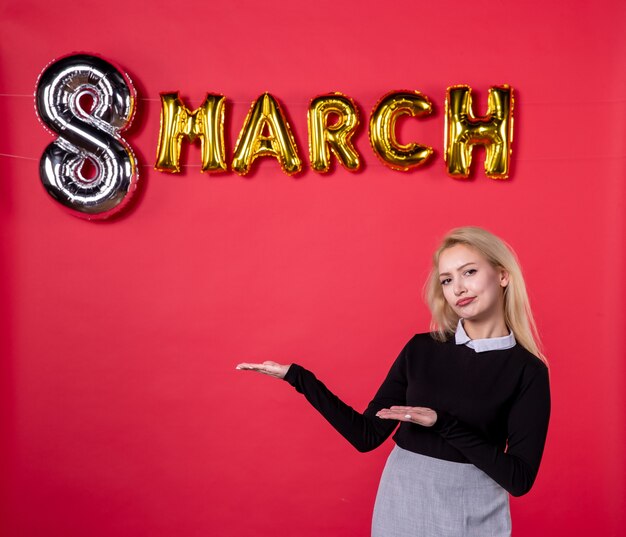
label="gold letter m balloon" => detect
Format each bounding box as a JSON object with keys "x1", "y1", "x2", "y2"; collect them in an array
[
  {"x1": 445, "y1": 85, "x2": 514, "y2": 179},
  {"x1": 155, "y1": 92, "x2": 227, "y2": 173}
]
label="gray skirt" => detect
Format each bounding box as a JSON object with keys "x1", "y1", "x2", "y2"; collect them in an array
[{"x1": 372, "y1": 445, "x2": 511, "y2": 537}]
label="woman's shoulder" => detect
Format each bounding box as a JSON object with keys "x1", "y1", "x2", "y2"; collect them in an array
[
  {"x1": 405, "y1": 332, "x2": 548, "y2": 372},
  {"x1": 503, "y1": 340, "x2": 547, "y2": 368},
  {"x1": 402, "y1": 331, "x2": 455, "y2": 355}
]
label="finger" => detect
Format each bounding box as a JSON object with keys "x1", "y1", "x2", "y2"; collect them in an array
[
  {"x1": 236, "y1": 363, "x2": 274, "y2": 372},
  {"x1": 376, "y1": 410, "x2": 408, "y2": 419},
  {"x1": 410, "y1": 408, "x2": 434, "y2": 415},
  {"x1": 376, "y1": 409, "x2": 405, "y2": 415},
  {"x1": 376, "y1": 409, "x2": 421, "y2": 421},
  {"x1": 389, "y1": 406, "x2": 432, "y2": 413},
  {"x1": 378, "y1": 414, "x2": 413, "y2": 422}
]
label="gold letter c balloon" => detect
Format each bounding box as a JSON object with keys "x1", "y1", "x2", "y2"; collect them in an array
[{"x1": 369, "y1": 91, "x2": 433, "y2": 171}]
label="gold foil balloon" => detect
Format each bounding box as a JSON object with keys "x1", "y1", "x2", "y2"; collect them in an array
[
  {"x1": 307, "y1": 93, "x2": 360, "y2": 172},
  {"x1": 444, "y1": 85, "x2": 514, "y2": 179},
  {"x1": 155, "y1": 92, "x2": 227, "y2": 173},
  {"x1": 369, "y1": 91, "x2": 433, "y2": 171},
  {"x1": 232, "y1": 93, "x2": 302, "y2": 175}
]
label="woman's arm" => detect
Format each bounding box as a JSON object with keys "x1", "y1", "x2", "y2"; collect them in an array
[
  {"x1": 282, "y1": 361, "x2": 404, "y2": 452},
  {"x1": 378, "y1": 363, "x2": 551, "y2": 496},
  {"x1": 434, "y1": 365, "x2": 551, "y2": 496},
  {"x1": 237, "y1": 344, "x2": 411, "y2": 452}
]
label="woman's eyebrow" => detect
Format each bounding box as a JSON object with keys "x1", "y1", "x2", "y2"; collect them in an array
[{"x1": 438, "y1": 262, "x2": 477, "y2": 276}]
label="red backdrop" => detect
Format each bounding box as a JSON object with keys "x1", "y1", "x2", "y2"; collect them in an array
[{"x1": 1, "y1": 1, "x2": 625, "y2": 536}]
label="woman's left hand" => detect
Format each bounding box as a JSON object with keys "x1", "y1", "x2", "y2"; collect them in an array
[{"x1": 376, "y1": 406, "x2": 438, "y2": 427}]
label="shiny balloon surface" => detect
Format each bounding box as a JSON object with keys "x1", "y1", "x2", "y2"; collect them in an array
[
  {"x1": 308, "y1": 93, "x2": 361, "y2": 172},
  {"x1": 369, "y1": 91, "x2": 434, "y2": 171},
  {"x1": 36, "y1": 54, "x2": 138, "y2": 219},
  {"x1": 155, "y1": 92, "x2": 226, "y2": 173},
  {"x1": 444, "y1": 85, "x2": 513, "y2": 179},
  {"x1": 232, "y1": 93, "x2": 302, "y2": 175}
]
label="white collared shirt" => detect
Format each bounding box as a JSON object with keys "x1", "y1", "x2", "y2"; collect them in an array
[{"x1": 455, "y1": 319, "x2": 516, "y2": 352}]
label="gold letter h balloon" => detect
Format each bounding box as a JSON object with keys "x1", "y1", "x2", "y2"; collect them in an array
[{"x1": 445, "y1": 85, "x2": 514, "y2": 179}]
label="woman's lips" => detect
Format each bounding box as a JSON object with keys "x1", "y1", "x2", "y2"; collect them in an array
[{"x1": 456, "y1": 297, "x2": 475, "y2": 307}]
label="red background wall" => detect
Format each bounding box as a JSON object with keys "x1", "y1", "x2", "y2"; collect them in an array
[{"x1": 1, "y1": 1, "x2": 624, "y2": 535}]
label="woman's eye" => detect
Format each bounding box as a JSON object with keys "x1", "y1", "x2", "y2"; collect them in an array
[
  {"x1": 440, "y1": 278, "x2": 451, "y2": 286},
  {"x1": 464, "y1": 269, "x2": 477, "y2": 276}
]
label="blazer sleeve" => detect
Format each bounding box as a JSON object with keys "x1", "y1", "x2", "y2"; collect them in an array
[
  {"x1": 282, "y1": 343, "x2": 410, "y2": 452},
  {"x1": 432, "y1": 363, "x2": 551, "y2": 496}
]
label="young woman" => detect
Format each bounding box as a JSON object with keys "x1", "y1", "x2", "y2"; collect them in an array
[{"x1": 237, "y1": 226, "x2": 551, "y2": 537}]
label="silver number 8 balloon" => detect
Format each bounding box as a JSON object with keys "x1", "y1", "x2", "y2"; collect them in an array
[{"x1": 36, "y1": 54, "x2": 138, "y2": 219}]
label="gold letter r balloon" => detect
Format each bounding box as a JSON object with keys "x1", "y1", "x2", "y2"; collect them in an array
[{"x1": 307, "y1": 93, "x2": 361, "y2": 172}]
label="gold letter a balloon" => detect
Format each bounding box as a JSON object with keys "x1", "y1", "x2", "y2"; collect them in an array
[{"x1": 232, "y1": 93, "x2": 302, "y2": 175}]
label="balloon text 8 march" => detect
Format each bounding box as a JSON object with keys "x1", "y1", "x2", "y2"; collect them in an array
[{"x1": 36, "y1": 54, "x2": 514, "y2": 220}]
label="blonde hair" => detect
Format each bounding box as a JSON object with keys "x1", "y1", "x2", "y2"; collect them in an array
[{"x1": 425, "y1": 226, "x2": 547, "y2": 364}]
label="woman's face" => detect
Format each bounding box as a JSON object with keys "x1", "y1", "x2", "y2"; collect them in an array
[{"x1": 437, "y1": 244, "x2": 509, "y2": 325}]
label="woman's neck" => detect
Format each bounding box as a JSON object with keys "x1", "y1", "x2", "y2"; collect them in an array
[{"x1": 462, "y1": 318, "x2": 509, "y2": 340}]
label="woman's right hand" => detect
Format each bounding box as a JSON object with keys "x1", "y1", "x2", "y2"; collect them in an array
[{"x1": 235, "y1": 361, "x2": 291, "y2": 379}]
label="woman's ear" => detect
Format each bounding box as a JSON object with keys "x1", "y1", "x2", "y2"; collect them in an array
[{"x1": 499, "y1": 269, "x2": 510, "y2": 288}]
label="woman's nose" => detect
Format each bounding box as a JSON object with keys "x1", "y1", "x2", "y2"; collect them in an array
[{"x1": 453, "y1": 281, "x2": 466, "y2": 296}]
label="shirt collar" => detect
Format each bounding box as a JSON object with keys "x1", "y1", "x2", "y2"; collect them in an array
[{"x1": 454, "y1": 319, "x2": 516, "y2": 353}]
